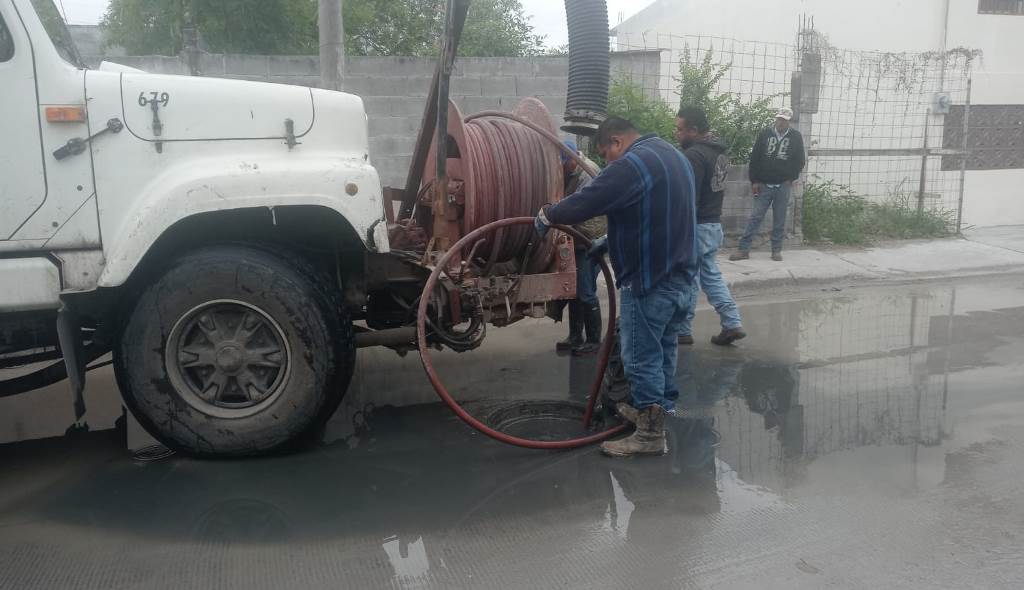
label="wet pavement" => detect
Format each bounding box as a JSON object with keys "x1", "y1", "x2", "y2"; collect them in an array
[{"x1": 2, "y1": 275, "x2": 1024, "y2": 589}]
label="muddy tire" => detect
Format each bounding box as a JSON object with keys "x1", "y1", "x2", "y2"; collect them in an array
[{"x1": 115, "y1": 244, "x2": 355, "y2": 457}]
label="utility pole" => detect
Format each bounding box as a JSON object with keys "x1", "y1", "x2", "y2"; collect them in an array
[{"x1": 318, "y1": 0, "x2": 345, "y2": 91}]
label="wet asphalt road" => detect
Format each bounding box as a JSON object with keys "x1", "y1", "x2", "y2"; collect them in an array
[{"x1": 2, "y1": 275, "x2": 1024, "y2": 589}]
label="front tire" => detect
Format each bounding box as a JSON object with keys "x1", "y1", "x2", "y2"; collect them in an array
[{"x1": 115, "y1": 245, "x2": 354, "y2": 457}]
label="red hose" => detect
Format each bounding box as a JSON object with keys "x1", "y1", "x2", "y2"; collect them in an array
[{"x1": 416, "y1": 217, "x2": 627, "y2": 449}]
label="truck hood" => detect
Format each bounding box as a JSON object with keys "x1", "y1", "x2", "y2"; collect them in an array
[{"x1": 118, "y1": 73, "x2": 314, "y2": 142}]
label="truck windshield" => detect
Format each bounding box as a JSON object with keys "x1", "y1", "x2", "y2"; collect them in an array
[{"x1": 30, "y1": 0, "x2": 85, "y2": 68}]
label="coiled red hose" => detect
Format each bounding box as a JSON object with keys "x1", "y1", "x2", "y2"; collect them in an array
[{"x1": 416, "y1": 217, "x2": 627, "y2": 449}]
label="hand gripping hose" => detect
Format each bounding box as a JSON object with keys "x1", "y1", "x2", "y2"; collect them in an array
[{"x1": 416, "y1": 217, "x2": 627, "y2": 449}]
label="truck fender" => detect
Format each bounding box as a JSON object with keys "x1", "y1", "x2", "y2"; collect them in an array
[{"x1": 97, "y1": 155, "x2": 389, "y2": 288}]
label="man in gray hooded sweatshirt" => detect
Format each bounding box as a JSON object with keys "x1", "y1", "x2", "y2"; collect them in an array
[{"x1": 675, "y1": 106, "x2": 745, "y2": 346}]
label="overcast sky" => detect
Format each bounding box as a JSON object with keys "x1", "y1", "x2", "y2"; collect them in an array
[{"x1": 55, "y1": 0, "x2": 655, "y2": 48}]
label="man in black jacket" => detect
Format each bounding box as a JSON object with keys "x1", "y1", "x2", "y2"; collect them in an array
[
  {"x1": 730, "y1": 107, "x2": 806, "y2": 262},
  {"x1": 675, "y1": 106, "x2": 745, "y2": 346}
]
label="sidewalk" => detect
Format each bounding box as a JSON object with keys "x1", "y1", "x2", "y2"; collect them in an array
[{"x1": 720, "y1": 225, "x2": 1024, "y2": 293}]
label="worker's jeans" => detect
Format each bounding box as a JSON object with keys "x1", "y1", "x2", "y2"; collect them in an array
[
  {"x1": 575, "y1": 248, "x2": 600, "y2": 307},
  {"x1": 738, "y1": 183, "x2": 791, "y2": 252},
  {"x1": 681, "y1": 223, "x2": 742, "y2": 336},
  {"x1": 619, "y1": 270, "x2": 696, "y2": 412}
]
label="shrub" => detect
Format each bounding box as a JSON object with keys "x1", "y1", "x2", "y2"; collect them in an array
[
  {"x1": 802, "y1": 181, "x2": 868, "y2": 244},
  {"x1": 802, "y1": 180, "x2": 954, "y2": 245},
  {"x1": 606, "y1": 78, "x2": 677, "y2": 141},
  {"x1": 675, "y1": 46, "x2": 780, "y2": 164}
]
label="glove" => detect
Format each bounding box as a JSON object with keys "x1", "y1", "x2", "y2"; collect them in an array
[
  {"x1": 534, "y1": 206, "x2": 552, "y2": 239},
  {"x1": 587, "y1": 235, "x2": 608, "y2": 260}
]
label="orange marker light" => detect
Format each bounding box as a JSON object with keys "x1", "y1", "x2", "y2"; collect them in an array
[{"x1": 45, "y1": 106, "x2": 87, "y2": 123}]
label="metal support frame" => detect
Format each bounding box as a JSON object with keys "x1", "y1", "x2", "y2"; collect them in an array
[
  {"x1": 399, "y1": 0, "x2": 471, "y2": 220},
  {"x1": 917, "y1": 111, "x2": 931, "y2": 212},
  {"x1": 955, "y1": 78, "x2": 972, "y2": 233}
]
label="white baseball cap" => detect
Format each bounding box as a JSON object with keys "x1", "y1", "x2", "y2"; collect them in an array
[{"x1": 775, "y1": 107, "x2": 794, "y2": 120}]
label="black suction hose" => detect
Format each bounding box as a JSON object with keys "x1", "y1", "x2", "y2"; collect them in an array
[{"x1": 562, "y1": 0, "x2": 610, "y2": 136}]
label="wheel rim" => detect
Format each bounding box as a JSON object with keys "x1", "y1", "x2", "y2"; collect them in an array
[{"x1": 165, "y1": 300, "x2": 291, "y2": 419}]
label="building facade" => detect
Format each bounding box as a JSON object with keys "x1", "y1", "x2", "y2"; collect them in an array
[{"x1": 613, "y1": 0, "x2": 1024, "y2": 228}]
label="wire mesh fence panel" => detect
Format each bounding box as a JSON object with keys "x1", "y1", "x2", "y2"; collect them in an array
[
  {"x1": 802, "y1": 31, "x2": 975, "y2": 228},
  {"x1": 612, "y1": 32, "x2": 797, "y2": 243},
  {"x1": 611, "y1": 28, "x2": 976, "y2": 239}
]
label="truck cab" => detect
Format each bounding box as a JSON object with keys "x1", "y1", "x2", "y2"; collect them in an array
[{"x1": 1, "y1": 0, "x2": 390, "y2": 456}]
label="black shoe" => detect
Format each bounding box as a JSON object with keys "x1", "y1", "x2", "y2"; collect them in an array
[
  {"x1": 771, "y1": 251, "x2": 783, "y2": 262},
  {"x1": 678, "y1": 334, "x2": 695, "y2": 345},
  {"x1": 556, "y1": 336, "x2": 582, "y2": 352},
  {"x1": 710, "y1": 327, "x2": 747, "y2": 346},
  {"x1": 572, "y1": 341, "x2": 600, "y2": 356}
]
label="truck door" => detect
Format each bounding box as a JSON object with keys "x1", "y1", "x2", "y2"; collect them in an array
[{"x1": 0, "y1": 6, "x2": 47, "y2": 240}]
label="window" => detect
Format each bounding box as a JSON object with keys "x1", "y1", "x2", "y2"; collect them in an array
[
  {"x1": 0, "y1": 14, "x2": 14, "y2": 62},
  {"x1": 979, "y1": 0, "x2": 1024, "y2": 15}
]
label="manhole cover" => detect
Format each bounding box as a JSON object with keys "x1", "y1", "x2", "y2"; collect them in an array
[{"x1": 484, "y1": 400, "x2": 610, "y2": 441}]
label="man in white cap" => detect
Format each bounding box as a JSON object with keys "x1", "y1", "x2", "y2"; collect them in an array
[{"x1": 731, "y1": 107, "x2": 806, "y2": 262}]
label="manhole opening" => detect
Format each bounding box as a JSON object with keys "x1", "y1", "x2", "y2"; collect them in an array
[{"x1": 484, "y1": 400, "x2": 604, "y2": 441}]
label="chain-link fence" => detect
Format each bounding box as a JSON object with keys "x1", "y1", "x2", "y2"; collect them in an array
[{"x1": 611, "y1": 27, "x2": 976, "y2": 239}]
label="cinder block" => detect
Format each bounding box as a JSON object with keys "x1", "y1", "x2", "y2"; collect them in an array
[
  {"x1": 369, "y1": 135, "x2": 416, "y2": 159},
  {"x1": 449, "y1": 76, "x2": 483, "y2": 97},
  {"x1": 339, "y1": 76, "x2": 372, "y2": 95},
  {"x1": 109, "y1": 55, "x2": 187, "y2": 75},
  {"x1": 462, "y1": 57, "x2": 536, "y2": 77},
  {"x1": 456, "y1": 96, "x2": 508, "y2": 114},
  {"x1": 197, "y1": 53, "x2": 225, "y2": 75},
  {"x1": 223, "y1": 54, "x2": 269, "y2": 76},
  {"x1": 727, "y1": 164, "x2": 750, "y2": 182},
  {"x1": 369, "y1": 116, "x2": 423, "y2": 137},
  {"x1": 347, "y1": 56, "x2": 441, "y2": 77},
  {"x1": 534, "y1": 57, "x2": 569, "y2": 77},
  {"x1": 538, "y1": 96, "x2": 568, "y2": 117},
  {"x1": 726, "y1": 181, "x2": 752, "y2": 197},
  {"x1": 365, "y1": 96, "x2": 429, "y2": 117},
  {"x1": 372, "y1": 155, "x2": 414, "y2": 187},
  {"x1": 269, "y1": 55, "x2": 319, "y2": 76},
  {"x1": 515, "y1": 76, "x2": 566, "y2": 97},
  {"x1": 481, "y1": 76, "x2": 517, "y2": 96},
  {"x1": 125, "y1": 56, "x2": 189, "y2": 75}
]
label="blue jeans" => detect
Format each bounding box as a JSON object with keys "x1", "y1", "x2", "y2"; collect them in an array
[
  {"x1": 681, "y1": 223, "x2": 742, "y2": 336},
  {"x1": 619, "y1": 270, "x2": 696, "y2": 412},
  {"x1": 575, "y1": 248, "x2": 600, "y2": 307},
  {"x1": 738, "y1": 183, "x2": 791, "y2": 252}
]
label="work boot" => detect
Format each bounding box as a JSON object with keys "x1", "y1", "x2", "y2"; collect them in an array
[
  {"x1": 729, "y1": 251, "x2": 750, "y2": 261},
  {"x1": 573, "y1": 305, "x2": 603, "y2": 356},
  {"x1": 601, "y1": 405, "x2": 667, "y2": 457},
  {"x1": 710, "y1": 327, "x2": 747, "y2": 346},
  {"x1": 678, "y1": 334, "x2": 695, "y2": 345},
  {"x1": 556, "y1": 301, "x2": 584, "y2": 352},
  {"x1": 615, "y1": 402, "x2": 639, "y2": 424},
  {"x1": 771, "y1": 251, "x2": 783, "y2": 262}
]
